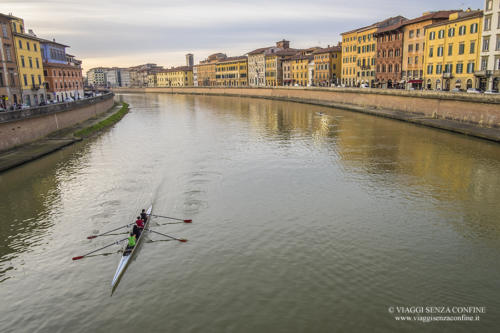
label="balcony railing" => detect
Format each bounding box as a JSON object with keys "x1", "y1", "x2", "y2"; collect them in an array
[
  {"x1": 442, "y1": 73, "x2": 453, "y2": 79},
  {"x1": 31, "y1": 85, "x2": 40, "y2": 91}
]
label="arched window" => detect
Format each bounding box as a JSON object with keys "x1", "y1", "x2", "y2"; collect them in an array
[{"x1": 466, "y1": 79, "x2": 473, "y2": 89}]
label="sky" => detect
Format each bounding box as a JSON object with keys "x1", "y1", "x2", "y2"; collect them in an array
[{"x1": 1, "y1": 0, "x2": 485, "y2": 73}]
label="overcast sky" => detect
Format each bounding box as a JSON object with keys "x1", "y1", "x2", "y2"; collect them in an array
[{"x1": 1, "y1": 0, "x2": 484, "y2": 73}]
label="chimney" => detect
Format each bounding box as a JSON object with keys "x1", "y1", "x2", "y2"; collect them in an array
[{"x1": 28, "y1": 29, "x2": 36, "y2": 36}]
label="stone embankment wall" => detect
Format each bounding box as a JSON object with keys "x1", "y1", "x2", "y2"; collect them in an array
[
  {"x1": 115, "y1": 87, "x2": 500, "y2": 128},
  {"x1": 0, "y1": 93, "x2": 114, "y2": 152}
]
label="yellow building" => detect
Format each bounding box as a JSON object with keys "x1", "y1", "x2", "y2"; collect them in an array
[
  {"x1": 423, "y1": 10, "x2": 483, "y2": 91},
  {"x1": 313, "y1": 45, "x2": 342, "y2": 86},
  {"x1": 147, "y1": 73, "x2": 157, "y2": 87},
  {"x1": 157, "y1": 66, "x2": 193, "y2": 87},
  {"x1": 356, "y1": 26, "x2": 378, "y2": 87},
  {"x1": 289, "y1": 54, "x2": 312, "y2": 86},
  {"x1": 341, "y1": 29, "x2": 359, "y2": 87},
  {"x1": 10, "y1": 17, "x2": 46, "y2": 106},
  {"x1": 215, "y1": 56, "x2": 247, "y2": 87},
  {"x1": 265, "y1": 50, "x2": 297, "y2": 86}
]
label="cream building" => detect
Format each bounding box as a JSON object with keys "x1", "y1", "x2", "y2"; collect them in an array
[{"x1": 477, "y1": 0, "x2": 500, "y2": 91}]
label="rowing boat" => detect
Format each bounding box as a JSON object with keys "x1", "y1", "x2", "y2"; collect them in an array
[{"x1": 111, "y1": 205, "x2": 152, "y2": 291}]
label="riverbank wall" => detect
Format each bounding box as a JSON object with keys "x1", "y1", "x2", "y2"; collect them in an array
[
  {"x1": 0, "y1": 93, "x2": 114, "y2": 152},
  {"x1": 114, "y1": 87, "x2": 500, "y2": 141}
]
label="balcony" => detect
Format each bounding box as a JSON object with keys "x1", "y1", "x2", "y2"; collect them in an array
[
  {"x1": 31, "y1": 85, "x2": 40, "y2": 91},
  {"x1": 474, "y1": 70, "x2": 494, "y2": 77},
  {"x1": 442, "y1": 73, "x2": 453, "y2": 79}
]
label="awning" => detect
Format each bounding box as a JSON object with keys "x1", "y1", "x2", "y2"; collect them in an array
[{"x1": 408, "y1": 80, "x2": 423, "y2": 84}]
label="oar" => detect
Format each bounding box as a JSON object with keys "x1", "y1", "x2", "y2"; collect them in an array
[
  {"x1": 72, "y1": 238, "x2": 128, "y2": 260},
  {"x1": 147, "y1": 229, "x2": 187, "y2": 242},
  {"x1": 150, "y1": 214, "x2": 192, "y2": 223},
  {"x1": 87, "y1": 224, "x2": 132, "y2": 239}
]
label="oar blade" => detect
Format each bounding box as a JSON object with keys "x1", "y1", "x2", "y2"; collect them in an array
[
  {"x1": 183, "y1": 219, "x2": 192, "y2": 223},
  {"x1": 72, "y1": 256, "x2": 84, "y2": 261},
  {"x1": 179, "y1": 238, "x2": 188, "y2": 242},
  {"x1": 87, "y1": 235, "x2": 97, "y2": 239}
]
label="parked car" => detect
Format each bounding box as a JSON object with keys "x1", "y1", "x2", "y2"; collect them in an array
[
  {"x1": 64, "y1": 97, "x2": 74, "y2": 102},
  {"x1": 451, "y1": 88, "x2": 462, "y2": 93},
  {"x1": 484, "y1": 90, "x2": 499, "y2": 94},
  {"x1": 360, "y1": 83, "x2": 369, "y2": 88},
  {"x1": 466, "y1": 88, "x2": 481, "y2": 94}
]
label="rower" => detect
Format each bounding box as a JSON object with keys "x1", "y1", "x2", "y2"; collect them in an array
[
  {"x1": 127, "y1": 232, "x2": 136, "y2": 249},
  {"x1": 134, "y1": 216, "x2": 144, "y2": 238},
  {"x1": 140, "y1": 209, "x2": 148, "y2": 222}
]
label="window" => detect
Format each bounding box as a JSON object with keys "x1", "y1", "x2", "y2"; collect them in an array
[
  {"x1": 470, "y1": 23, "x2": 478, "y2": 34},
  {"x1": 409, "y1": 30, "x2": 414, "y2": 38},
  {"x1": 470, "y1": 41, "x2": 476, "y2": 54},
  {"x1": 23, "y1": 74, "x2": 27, "y2": 86},
  {"x1": 437, "y1": 46, "x2": 443, "y2": 57},
  {"x1": 29, "y1": 57, "x2": 33, "y2": 68},
  {"x1": 416, "y1": 43, "x2": 419, "y2": 51},
  {"x1": 1, "y1": 23, "x2": 7, "y2": 37},
  {"x1": 36, "y1": 58, "x2": 39, "y2": 68},
  {"x1": 486, "y1": 0, "x2": 493, "y2": 11},
  {"x1": 438, "y1": 30, "x2": 445, "y2": 39},
  {"x1": 448, "y1": 44, "x2": 453, "y2": 56},
  {"x1": 444, "y1": 64, "x2": 452, "y2": 74},
  {"x1": 484, "y1": 16, "x2": 492, "y2": 31},
  {"x1": 5, "y1": 46, "x2": 11, "y2": 61},
  {"x1": 429, "y1": 47, "x2": 434, "y2": 57},
  {"x1": 34, "y1": 44, "x2": 37, "y2": 52},
  {"x1": 408, "y1": 44, "x2": 413, "y2": 52},
  {"x1": 18, "y1": 40, "x2": 22, "y2": 49},
  {"x1": 27, "y1": 42, "x2": 30, "y2": 51},
  {"x1": 448, "y1": 28, "x2": 455, "y2": 37},
  {"x1": 427, "y1": 64, "x2": 433, "y2": 74},
  {"x1": 21, "y1": 56, "x2": 25, "y2": 67},
  {"x1": 38, "y1": 75, "x2": 41, "y2": 85},
  {"x1": 436, "y1": 64, "x2": 443, "y2": 74},
  {"x1": 456, "y1": 63, "x2": 463, "y2": 74},
  {"x1": 481, "y1": 57, "x2": 488, "y2": 70},
  {"x1": 459, "y1": 26, "x2": 466, "y2": 35},
  {"x1": 458, "y1": 43, "x2": 465, "y2": 54},
  {"x1": 416, "y1": 29, "x2": 420, "y2": 37},
  {"x1": 483, "y1": 37, "x2": 490, "y2": 52},
  {"x1": 429, "y1": 31, "x2": 436, "y2": 40},
  {"x1": 467, "y1": 62, "x2": 475, "y2": 73},
  {"x1": 497, "y1": 35, "x2": 500, "y2": 51},
  {"x1": 495, "y1": 56, "x2": 500, "y2": 70},
  {"x1": 0, "y1": 72, "x2": 3, "y2": 87}
]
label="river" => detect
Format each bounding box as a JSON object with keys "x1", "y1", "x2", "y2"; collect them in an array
[{"x1": 1, "y1": 93, "x2": 500, "y2": 332}]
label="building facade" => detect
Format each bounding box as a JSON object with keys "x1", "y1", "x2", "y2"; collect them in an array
[
  {"x1": 87, "y1": 67, "x2": 107, "y2": 87},
  {"x1": 216, "y1": 56, "x2": 247, "y2": 87},
  {"x1": 341, "y1": 30, "x2": 359, "y2": 86},
  {"x1": 312, "y1": 45, "x2": 342, "y2": 86},
  {"x1": 39, "y1": 39, "x2": 83, "y2": 101},
  {"x1": 476, "y1": 0, "x2": 500, "y2": 91},
  {"x1": 375, "y1": 19, "x2": 406, "y2": 88},
  {"x1": 401, "y1": 11, "x2": 458, "y2": 89},
  {"x1": 248, "y1": 40, "x2": 290, "y2": 87},
  {"x1": 195, "y1": 53, "x2": 226, "y2": 87},
  {"x1": 0, "y1": 13, "x2": 21, "y2": 108},
  {"x1": 10, "y1": 17, "x2": 46, "y2": 106},
  {"x1": 264, "y1": 49, "x2": 297, "y2": 87},
  {"x1": 423, "y1": 10, "x2": 483, "y2": 91},
  {"x1": 157, "y1": 66, "x2": 193, "y2": 87},
  {"x1": 289, "y1": 54, "x2": 313, "y2": 86}
]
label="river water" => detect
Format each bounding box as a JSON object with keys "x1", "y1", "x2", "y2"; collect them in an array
[{"x1": 1, "y1": 93, "x2": 500, "y2": 333}]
